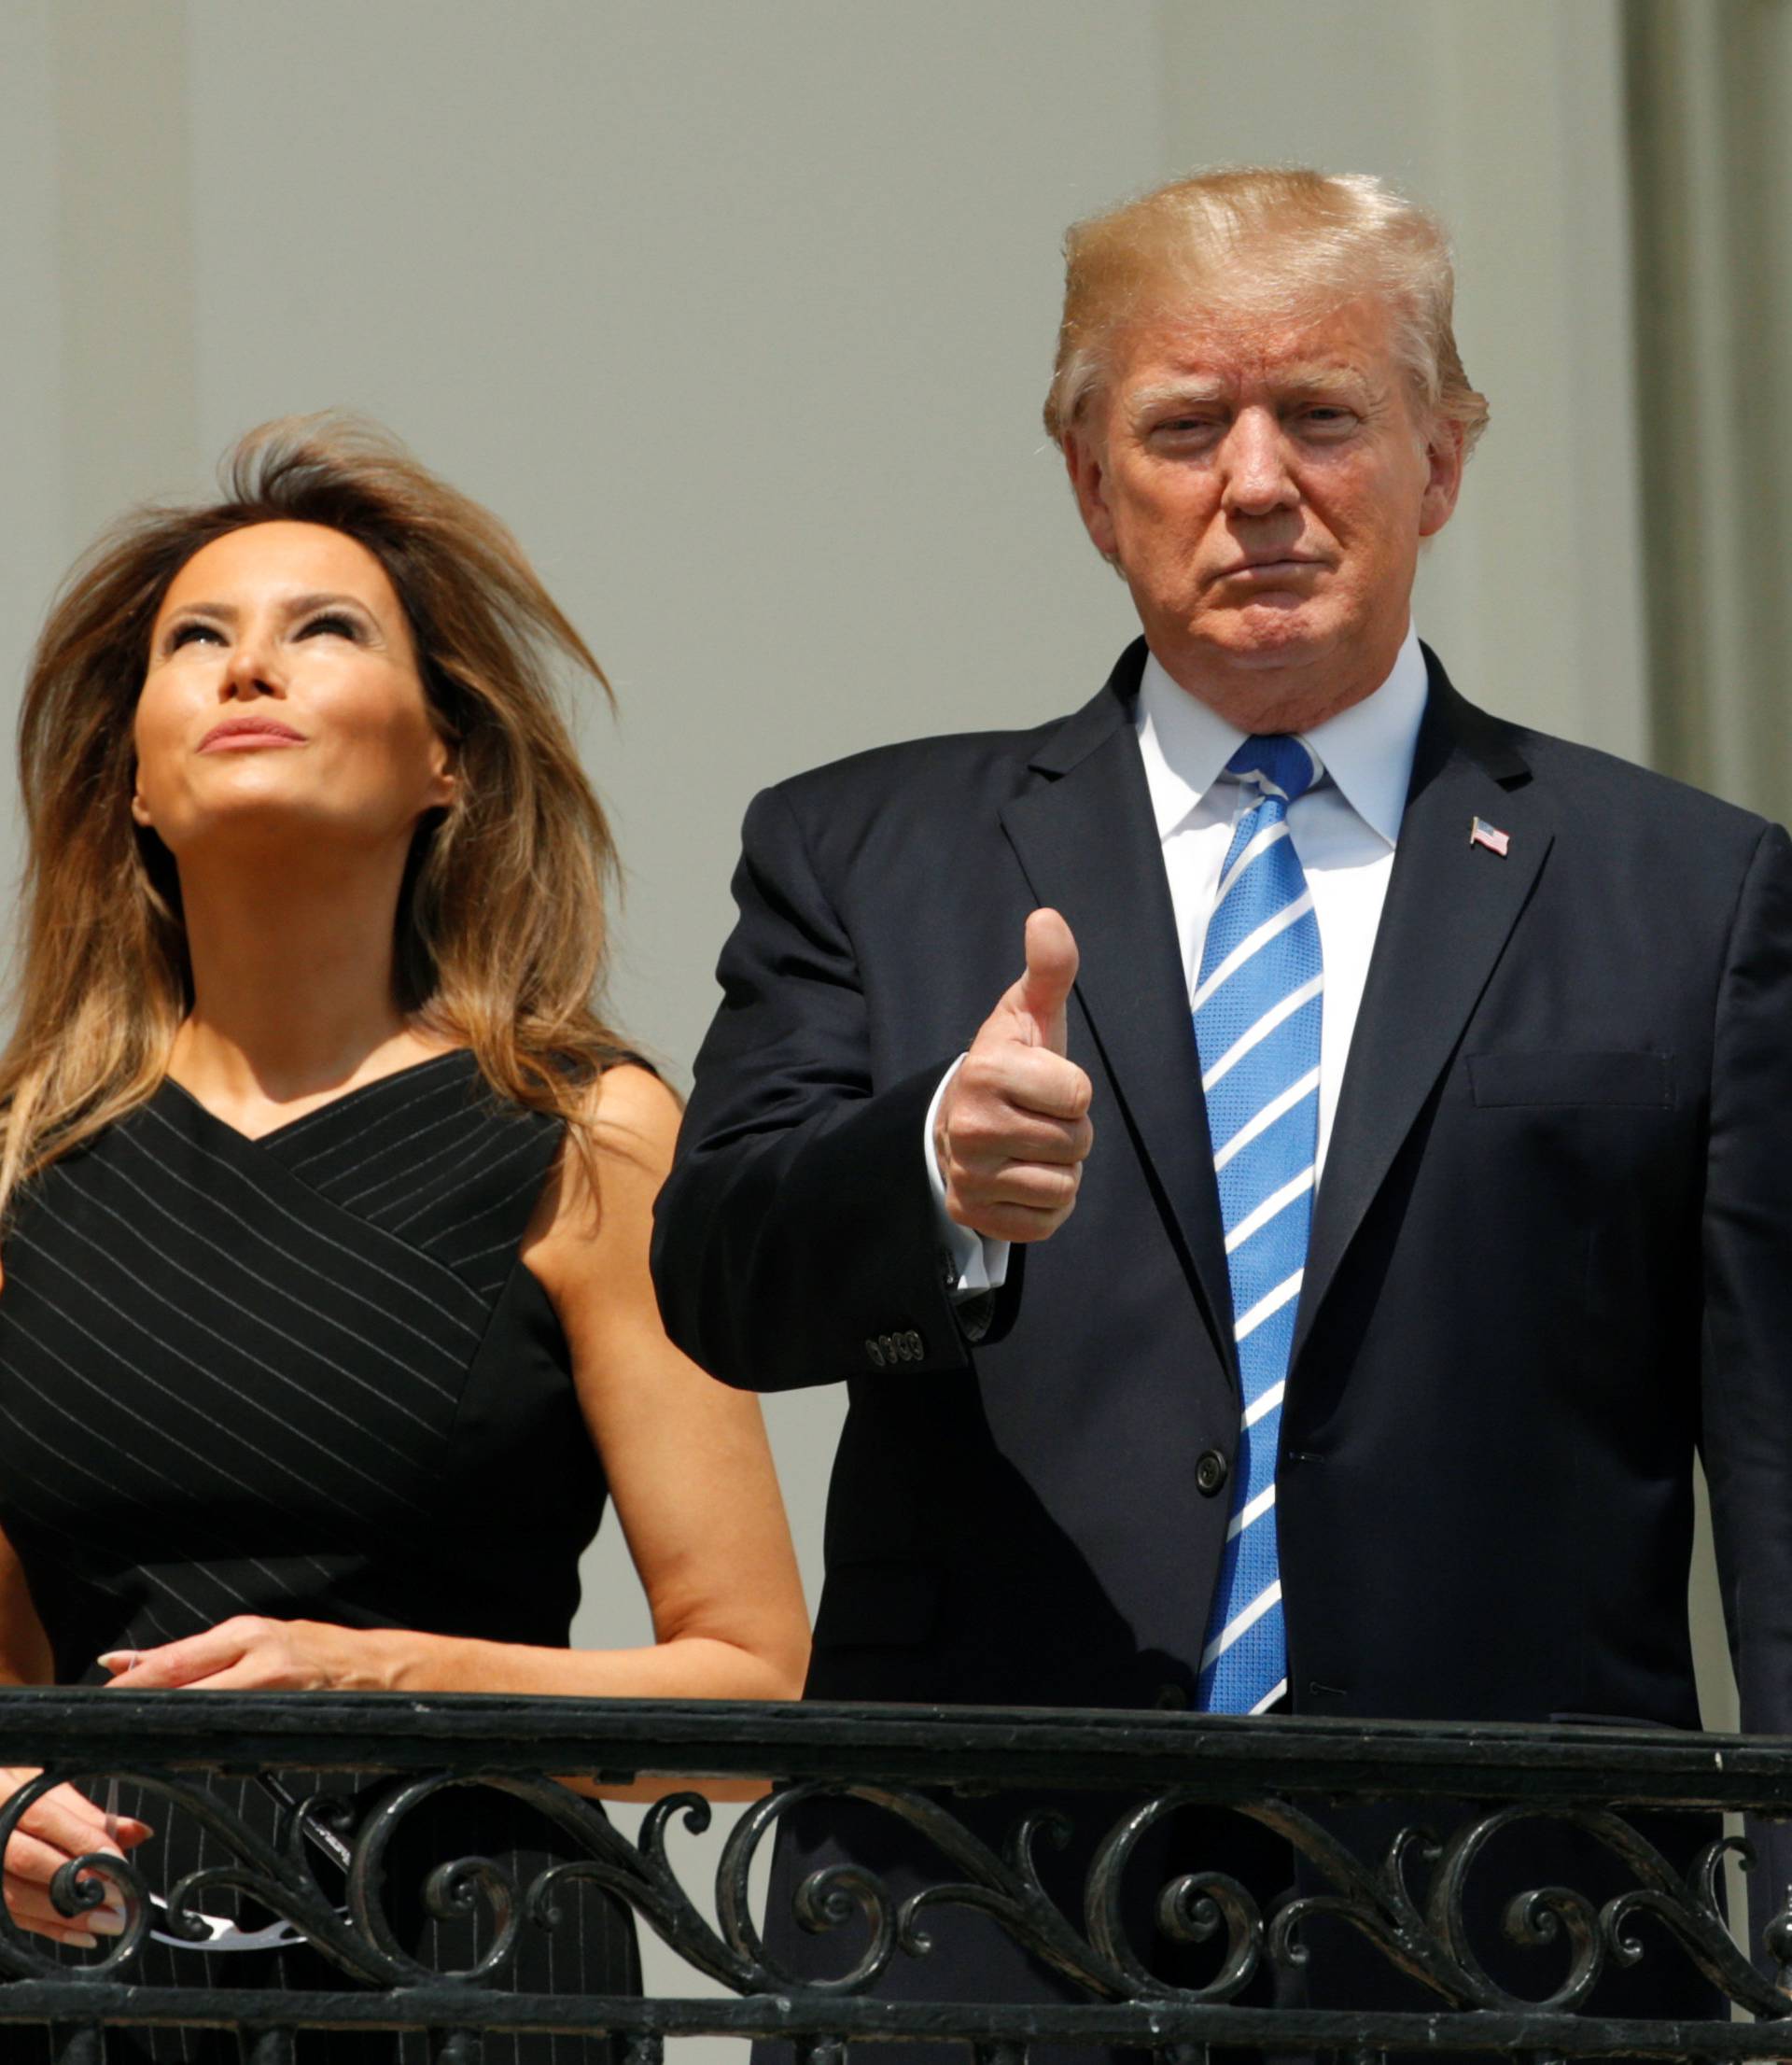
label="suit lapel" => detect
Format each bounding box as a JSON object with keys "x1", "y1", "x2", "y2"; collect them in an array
[
  {"x1": 1001, "y1": 644, "x2": 1239, "y2": 1381},
  {"x1": 1290, "y1": 651, "x2": 1554, "y2": 1368}
]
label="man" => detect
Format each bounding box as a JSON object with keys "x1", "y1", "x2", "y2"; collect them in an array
[{"x1": 651, "y1": 169, "x2": 1792, "y2": 2029}]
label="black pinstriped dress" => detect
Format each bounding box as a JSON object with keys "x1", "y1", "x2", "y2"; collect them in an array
[{"x1": 0, "y1": 1050, "x2": 641, "y2": 2062}]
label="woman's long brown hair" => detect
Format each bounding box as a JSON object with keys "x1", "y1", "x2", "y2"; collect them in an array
[{"x1": 0, "y1": 413, "x2": 630, "y2": 1218}]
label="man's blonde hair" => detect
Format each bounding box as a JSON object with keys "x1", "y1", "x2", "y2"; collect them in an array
[{"x1": 1043, "y1": 167, "x2": 1489, "y2": 454}]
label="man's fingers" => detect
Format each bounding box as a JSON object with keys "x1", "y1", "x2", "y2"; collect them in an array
[
  {"x1": 951, "y1": 1195, "x2": 1075, "y2": 1244},
  {"x1": 979, "y1": 1161, "x2": 1082, "y2": 1214},
  {"x1": 946, "y1": 1108, "x2": 1093, "y2": 1172},
  {"x1": 943, "y1": 913, "x2": 1091, "y2": 1246},
  {"x1": 1015, "y1": 908, "x2": 1078, "y2": 1057},
  {"x1": 1006, "y1": 1048, "x2": 1092, "y2": 1122},
  {"x1": 959, "y1": 1043, "x2": 1091, "y2": 1122}
]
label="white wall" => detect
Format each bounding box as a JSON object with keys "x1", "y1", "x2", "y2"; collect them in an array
[{"x1": 0, "y1": 1, "x2": 70, "y2": 742}]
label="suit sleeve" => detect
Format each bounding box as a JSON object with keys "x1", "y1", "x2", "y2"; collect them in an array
[
  {"x1": 1696, "y1": 821, "x2": 1792, "y2": 1954},
  {"x1": 650, "y1": 783, "x2": 983, "y2": 1391}
]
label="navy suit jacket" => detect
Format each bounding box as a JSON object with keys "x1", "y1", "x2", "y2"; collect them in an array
[{"x1": 651, "y1": 641, "x2": 1792, "y2": 2008}]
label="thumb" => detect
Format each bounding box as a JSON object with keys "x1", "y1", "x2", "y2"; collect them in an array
[{"x1": 1016, "y1": 908, "x2": 1078, "y2": 1056}]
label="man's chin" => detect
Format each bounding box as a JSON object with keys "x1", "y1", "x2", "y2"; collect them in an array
[{"x1": 1185, "y1": 610, "x2": 1336, "y2": 676}]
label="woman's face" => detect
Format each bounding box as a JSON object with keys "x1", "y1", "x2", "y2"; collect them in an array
[{"x1": 133, "y1": 521, "x2": 454, "y2": 863}]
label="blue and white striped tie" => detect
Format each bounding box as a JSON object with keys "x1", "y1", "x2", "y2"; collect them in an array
[{"x1": 1192, "y1": 733, "x2": 1323, "y2": 1716}]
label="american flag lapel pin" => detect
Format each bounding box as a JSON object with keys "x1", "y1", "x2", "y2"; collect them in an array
[{"x1": 1469, "y1": 816, "x2": 1511, "y2": 857}]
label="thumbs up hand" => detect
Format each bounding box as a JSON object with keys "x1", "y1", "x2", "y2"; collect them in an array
[{"x1": 934, "y1": 909, "x2": 1095, "y2": 1243}]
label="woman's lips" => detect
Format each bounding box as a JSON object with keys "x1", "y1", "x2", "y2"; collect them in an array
[{"x1": 198, "y1": 719, "x2": 306, "y2": 752}]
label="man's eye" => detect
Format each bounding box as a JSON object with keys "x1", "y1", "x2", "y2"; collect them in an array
[{"x1": 167, "y1": 623, "x2": 222, "y2": 651}]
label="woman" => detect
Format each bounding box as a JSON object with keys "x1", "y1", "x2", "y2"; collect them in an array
[{"x1": 0, "y1": 414, "x2": 808, "y2": 2059}]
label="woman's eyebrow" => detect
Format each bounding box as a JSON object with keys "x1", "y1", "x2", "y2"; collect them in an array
[{"x1": 279, "y1": 591, "x2": 371, "y2": 617}]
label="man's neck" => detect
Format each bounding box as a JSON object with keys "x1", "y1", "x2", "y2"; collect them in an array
[{"x1": 1149, "y1": 624, "x2": 1409, "y2": 736}]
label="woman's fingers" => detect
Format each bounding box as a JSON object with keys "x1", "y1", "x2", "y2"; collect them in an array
[
  {"x1": 135, "y1": 1658, "x2": 277, "y2": 1693},
  {"x1": 9, "y1": 1781, "x2": 145, "y2": 1869},
  {"x1": 0, "y1": 1771, "x2": 147, "y2": 1946},
  {"x1": 100, "y1": 1619, "x2": 260, "y2": 1689},
  {"x1": 6, "y1": 1870, "x2": 126, "y2": 1940}
]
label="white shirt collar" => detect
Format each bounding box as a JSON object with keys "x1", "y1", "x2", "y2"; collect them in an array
[{"x1": 1136, "y1": 624, "x2": 1429, "y2": 848}]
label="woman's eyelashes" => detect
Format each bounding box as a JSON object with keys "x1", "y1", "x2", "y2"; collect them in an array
[
  {"x1": 296, "y1": 611, "x2": 364, "y2": 641},
  {"x1": 163, "y1": 609, "x2": 367, "y2": 655},
  {"x1": 166, "y1": 620, "x2": 224, "y2": 652}
]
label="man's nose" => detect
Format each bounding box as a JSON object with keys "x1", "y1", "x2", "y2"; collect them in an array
[{"x1": 1219, "y1": 411, "x2": 1299, "y2": 516}]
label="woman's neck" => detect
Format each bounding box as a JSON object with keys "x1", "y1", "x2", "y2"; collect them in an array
[{"x1": 166, "y1": 844, "x2": 448, "y2": 1131}]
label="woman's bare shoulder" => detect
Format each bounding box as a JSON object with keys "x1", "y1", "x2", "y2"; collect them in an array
[{"x1": 584, "y1": 1061, "x2": 681, "y2": 1164}]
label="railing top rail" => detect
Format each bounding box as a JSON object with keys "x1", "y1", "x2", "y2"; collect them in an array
[{"x1": 0, "y1": 1690, "x2": 1783, "y2": 1807}]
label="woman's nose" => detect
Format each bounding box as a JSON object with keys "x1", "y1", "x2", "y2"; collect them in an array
[{"x1": 220, "y1": 631, "x2": 282, "y2": 700}]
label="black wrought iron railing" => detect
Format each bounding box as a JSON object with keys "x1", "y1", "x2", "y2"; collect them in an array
[{"x1": 0, "y1": 1690, "x2": 1788, "y2": 2059}]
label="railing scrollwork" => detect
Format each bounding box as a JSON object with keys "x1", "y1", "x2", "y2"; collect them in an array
[{"x1": 0, "y1": 1693, "x2": 1785, "y2": 2057}]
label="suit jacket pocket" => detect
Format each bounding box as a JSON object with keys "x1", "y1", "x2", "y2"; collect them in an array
[
  {"x1": 813, "y1": 1562, "x2": 942, "y2": 1650},
  {"x1": 1468, "y1": 1050, "x2": 1674, "y2": 1109}
]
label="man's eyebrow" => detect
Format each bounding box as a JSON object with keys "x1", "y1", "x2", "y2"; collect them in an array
[
  {"x1": 1275, "y1": 362, "x2": 1377, "y2": 395},
  {"x1": 1127, "y1": 365, "x2": 1377, "y2": 421},
  {"x1": 1127, "y1": 380, "x2": 1228, "y2": 416}
]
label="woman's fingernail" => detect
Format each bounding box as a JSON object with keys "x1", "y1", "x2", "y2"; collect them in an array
[
  {"x1": 63, "y1": 1931, "x2": 99, "y2": 1949},
  {"x1": 88, "y1": 1909, "x2": 125, "y2": 1937}
]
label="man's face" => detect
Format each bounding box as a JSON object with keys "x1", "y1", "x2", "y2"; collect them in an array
[{"x1": 1065, "y1": 291, "x2": 1463, "y2": 731}]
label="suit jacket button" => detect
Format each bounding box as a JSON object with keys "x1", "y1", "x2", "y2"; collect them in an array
[
  {"x1": 1196, "y1": 1449, "x2": 1229, "y2": 1496},
  {"x1": 1155, "y1": 1683, "x2": 1189, "y2": 1711},
  {"x1": 864, "y1": 1339, "x2": 886, "y2": 1369}
]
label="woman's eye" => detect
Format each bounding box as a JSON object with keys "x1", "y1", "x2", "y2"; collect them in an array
[
  {"x1": 167, "y1": 622, "x2": 222, "y2": 652},
  {"x1": 299, "y1": 612, "x2": 360, "y2": 640}
]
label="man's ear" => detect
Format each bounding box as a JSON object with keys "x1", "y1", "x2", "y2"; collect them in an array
[
  {"x1": 1063, "y1": 428, "x2": 1118, "y2": 561},
  {"x1": 1419, "y1": 419, "x2": 1466, "y2": 539}
]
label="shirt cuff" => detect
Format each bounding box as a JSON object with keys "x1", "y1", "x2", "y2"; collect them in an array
[{"x1": 925, "y1": 1057, "x2": 1011, "y2": 1299}]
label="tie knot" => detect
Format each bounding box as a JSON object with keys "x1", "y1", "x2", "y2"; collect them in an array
[{"x1": 1225, "y1": 733, "x2": 1320, "y2": 807}]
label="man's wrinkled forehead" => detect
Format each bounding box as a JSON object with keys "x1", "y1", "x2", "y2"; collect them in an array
[
  {"x1": 1124, "y1": 359, "x2": 1382, "y2": 417},
  {"x1": 1109, "y1": 295, "x2": 1399, "y2": 413}
]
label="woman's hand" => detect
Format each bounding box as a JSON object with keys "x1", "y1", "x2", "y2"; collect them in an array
[
  {"x1": 0, "y1": 1766, "x2": 150, "y2": 1946},
  {"x1": 99, "y1": 1618, "x2": 388, "y2": 1693}
]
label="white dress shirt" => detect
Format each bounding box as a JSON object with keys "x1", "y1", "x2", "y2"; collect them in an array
[{"x1": 930, "y1": 625, "x2": 1431, "y2": 1298}]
